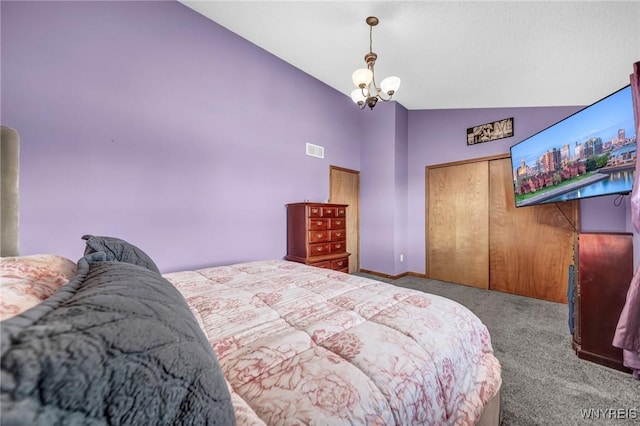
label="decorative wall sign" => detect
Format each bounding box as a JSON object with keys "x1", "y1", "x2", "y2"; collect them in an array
[{"x1": 467, "y1": 117, "x2": 514, "y2": 145}]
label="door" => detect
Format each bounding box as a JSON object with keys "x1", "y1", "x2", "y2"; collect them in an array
[
  {"x1": 426, "y1": 155, "x2": 579, "y2": 302},
  {"x1": 489, "y1": 157, "x2": 579, "y2": 303},
  {"x1": 427, "y1": 161, "x2": 490, "y2": 289},
  {"x1": 329, "y1": 166, "x2": 360, "y2": 273}
]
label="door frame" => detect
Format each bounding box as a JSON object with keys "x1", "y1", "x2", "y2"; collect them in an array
[{"x1": 329, "y1": 165, "x2": 360, "y2": 273}]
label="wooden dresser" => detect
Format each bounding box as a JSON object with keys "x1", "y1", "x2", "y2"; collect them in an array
[
  {"x1": 285, "y1": 202, "x2": 350, "y2": 272},
  {"x1": 573, "y1": 232, "x2": 633, "y2": 372}
]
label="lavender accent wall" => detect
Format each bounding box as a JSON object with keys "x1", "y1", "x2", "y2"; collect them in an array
[
  {"x1": 357, "y1": 101, "x2": 409, "y2": 277},
  {"x1": 393, "y1": 105, "x2": 409, "y2": 276},
  {"x1": 406, "y1": 106, "x2": 633, "y2": 274},
  {"x1": 1, "y1": 1, "x2": 361, "y2": 272},
  {"x1": 359, "y1": 101, "x2": 398, "y2": 274},
  {"x1": 2, "y1": 1, "x2": 632, "y2": 276},
  {"x1": 581, "y1": 196, "x2": 631, "y2": 233}
]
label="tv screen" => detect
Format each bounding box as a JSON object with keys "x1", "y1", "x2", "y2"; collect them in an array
[{"x1": 510, "y1": 85, "x2": 636, "y2": 208}]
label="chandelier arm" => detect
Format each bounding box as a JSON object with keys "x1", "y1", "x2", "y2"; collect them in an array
[
  {"x1": 376, "y1": 88, "x2": 394, "y2": 102},
  {"x1": 369, "y1": 71, "x2": 379, "y2": 96},
  {"x1": 368, "y1": 70, "x2": 392, "y2": 102}
]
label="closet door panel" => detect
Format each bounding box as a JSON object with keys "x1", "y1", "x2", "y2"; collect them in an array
[
  {"x1": 489, "y1": 158, "x2": 579, "y2": 303},
  {"x1": 427, "y1": 161, "x2": 489, "y2": 289}
]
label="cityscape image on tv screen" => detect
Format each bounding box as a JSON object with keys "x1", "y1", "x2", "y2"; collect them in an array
[{"x1": 510, "y1": 85, "x2": 636, "y2": 208}]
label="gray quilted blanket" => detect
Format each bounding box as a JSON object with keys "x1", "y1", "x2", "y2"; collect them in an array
[{"x1": 0, "y1": 252, "x2": 235, "y2": 425}]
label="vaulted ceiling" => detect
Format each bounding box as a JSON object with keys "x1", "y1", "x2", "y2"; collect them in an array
[{"x1": 180, "y1": 1, "x2": 640, "y2": 110}]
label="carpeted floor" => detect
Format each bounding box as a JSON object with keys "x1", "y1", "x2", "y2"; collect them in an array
[{"x1": 356, "y1": 273, "x2": 640, "y2": 426}]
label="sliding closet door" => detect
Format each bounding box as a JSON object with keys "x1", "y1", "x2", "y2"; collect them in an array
[
  {"x1": 427, "y1": 155, "x2": 579, "y2": 302},
  {"x1": 489, "y1": 157, "x2": 579, "y2": 303},
  {"x1": 427, "y1": 161, "x2": 489, "y2": 289}
]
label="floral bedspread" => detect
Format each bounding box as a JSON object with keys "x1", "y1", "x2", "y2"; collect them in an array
[
  {"x1": 0, "y1": 254, "x2": 77, "y2": 321},
  {"x1": 164, "y1": 260, "x2": 501, "y2": 425}
]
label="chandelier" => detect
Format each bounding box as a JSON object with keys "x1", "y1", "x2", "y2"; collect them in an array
[{"x1": 351, "y1": 16, "x2": 401, "y2": 110}]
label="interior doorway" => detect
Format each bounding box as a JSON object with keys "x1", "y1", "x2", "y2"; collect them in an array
[{"x1": 329, "y1": 166, "x2": 360, "y2": 273}]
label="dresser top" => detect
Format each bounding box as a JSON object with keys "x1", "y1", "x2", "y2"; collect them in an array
[{"x1": 286, "y1": 202, "x2": 348, "y2": 208}]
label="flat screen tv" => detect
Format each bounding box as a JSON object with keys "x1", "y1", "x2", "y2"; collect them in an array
[{"x1": 510, "y1": 85, "x2": 636, "y2": 208}]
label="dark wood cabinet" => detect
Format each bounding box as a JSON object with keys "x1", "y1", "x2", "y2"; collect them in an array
[
  {"x1": 285, "y1": 202, "x2": 350, "y2": 273},
  {"x1": 573, "y1": 232, "x2": 633, "y2": 372}
]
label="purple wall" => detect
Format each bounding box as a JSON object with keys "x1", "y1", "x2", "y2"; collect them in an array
[
  {"x1": 359, "y1": 101, "x2": 398, "y2": 274},
  {"x1": 358, "y1": 101, "x2": 409, "y2": 276},
  {"x1": 1, "y1": 1, "x2": 361, "y2": 272},
  {"x1": 2, "y1": 1, "x2": 632, "y2": 275},
  {"x1": 407, "y1": 106, "x2": 632, "y2": 274},
  {"x1": 394, "y1": 106, "x2": 409, "y2": 275}
]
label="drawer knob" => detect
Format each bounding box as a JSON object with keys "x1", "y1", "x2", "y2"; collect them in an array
[
  {"x1": 317, "y1": 247, "x2": 323, "y2": 251},
  {"x1": 335, "y1": 221, "x2": 342, "y2": 225},
  {"x1": 317, "y1": 233, "x2": 323, "y2": 238},
  {"x1": 335, "y1": 244, "x2": 341, "y2": 249},
  {"x1": 335, "y1": 232, "x2": 342, "y2": 237},
  {"x1": 317, "y1": 221, "x2": 322, "y2": 226}
]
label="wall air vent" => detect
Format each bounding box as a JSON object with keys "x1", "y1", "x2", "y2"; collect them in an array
[{"x1": 306, "y1": 143, "x2": 325, "y2": 159}]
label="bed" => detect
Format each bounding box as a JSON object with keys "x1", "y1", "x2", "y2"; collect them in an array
[{"x1": 1, "y1": 235, "x2": 502, "y2": 425}]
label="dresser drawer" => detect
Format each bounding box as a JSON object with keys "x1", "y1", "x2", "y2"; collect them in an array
[
  {"x1": 309, "y1": 206, "x2": 342, "y2": 218},
  {"x1": 308, "y1": 218, "x2": 328, "y2": 230},
  {"x1": 330, "y1": 241, "x2": 346, "y2": 253},
  {"x1": 309, "y1": 230, "x2": 330, "y2": 243},
  {"x1": 310, "y1": 260, "x2": 331, "y2": 269},
  {"x1": 329, "y1": 218, "x2": 346, "y2": 229},
  {"x1": 309, "y1": 243, "x2": 331, "y2": 256},
  {"x1": 331, "y1": 258, "x2": 348, "y2": 270},
  {"x1": 322, "y1": 206, "x2": 338, "y2": 217},
  {"x1": 329, "y1": 230, "x2": 345, "y2": 241},
  {"x1": 308, "y1": 206, "x2": 323, "y2": 218}
]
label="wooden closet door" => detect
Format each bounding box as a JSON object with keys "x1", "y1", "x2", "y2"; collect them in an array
[
  {"x1": 427, "y1": 161, "x2": 489, "y2": 289},
  {"x1": 489, "y1": 157, "x2": 579, "y2": 303}
]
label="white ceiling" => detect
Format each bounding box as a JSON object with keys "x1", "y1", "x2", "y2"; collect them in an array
[{"x1": 180, "y1": 1, "x2": 640, "y2": 110}]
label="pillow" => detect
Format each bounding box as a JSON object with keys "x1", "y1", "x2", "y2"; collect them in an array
[
  {"x1": 0, "y1": 253, "x2": 235, "y2": 425},
  {"x1": 0, "y1": 254, "x2": 77, "y2": 321},
  {"x1": 82, "y1": 234, "x2": 160, "y2": 273}
]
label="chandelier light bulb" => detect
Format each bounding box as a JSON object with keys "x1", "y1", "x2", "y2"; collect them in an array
[
  {"x1": 380, "y1": 76, "x2": 401, "y2": 96},
  {"x1": 352, "y1": 68, "x2": 373, "y2": 89},
  {"x1": 351, "y1": 88, "x2": 368, "y2": 105}
]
